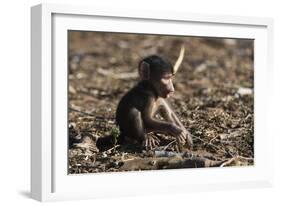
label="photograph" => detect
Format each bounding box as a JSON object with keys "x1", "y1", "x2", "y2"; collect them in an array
[{"x1": 67, "y1": 31, "x2": 254, "y2": 174}]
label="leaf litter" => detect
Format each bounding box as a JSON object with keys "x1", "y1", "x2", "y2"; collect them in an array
[{"x1": 68, "y1": 32, "x2": 254, "y2": 174}]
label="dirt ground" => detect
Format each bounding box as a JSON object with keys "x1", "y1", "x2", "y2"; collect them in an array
[{"x1": 68, "y1": 31, "x2": 254, "y2": 174}]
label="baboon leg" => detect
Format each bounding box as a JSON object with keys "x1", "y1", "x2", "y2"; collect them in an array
[{"x1": 119, "y1": 108, "x2": 145, "y2": 145}]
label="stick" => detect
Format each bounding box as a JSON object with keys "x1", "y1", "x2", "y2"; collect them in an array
[
  {"x1": 220, "y1": 155, "x2": 254, "y2": 167},
  {"x1": 163, "y1": 139, "x2": 177, "y2": 151},
  {"x1": 97, "y1": 68, "x2": 138, "y2": 79},
  {"x1": 208, "y1": 136, "x2": 218, "y2": 145},
  {"x1": 190, "y1": 134, "x2": 205, "y2": 143},
  {"x1": 237, "y1": 155, "x2": 254, "y2": 161},
  {"x1": 220, "y1": 157, "x2": 236, "y2": 167},
  {"x1": 105, "y1": 145, "x2": 120, "y2": 153},
  {"x1": 69, "y1": 107, "x2": 95, "y2": 117}
]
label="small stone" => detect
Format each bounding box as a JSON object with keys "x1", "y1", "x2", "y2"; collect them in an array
[
  {"x1": 237, "y1": 87, "x2": 253, "y2": 96},
  {"x1": 149, "y1": 160, "x2": 157, "y2": 166}
]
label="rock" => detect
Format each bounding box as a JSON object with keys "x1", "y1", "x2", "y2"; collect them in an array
[
  {"x1": 237, "y1": 87, "x2": 253, "y2": 96},
  {"x1": 195, "y1": 63, "x2": 207, "y2": 73},
  {"x1": 69, "y1": 85, "x2": 77, "y2": 94}
]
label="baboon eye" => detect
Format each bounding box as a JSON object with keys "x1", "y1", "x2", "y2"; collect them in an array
[{"x1": 163, "y1": 76, "x2": 172, "y2": 80}]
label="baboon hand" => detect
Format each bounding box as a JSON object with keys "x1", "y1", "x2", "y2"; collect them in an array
[
  {"x1": 175, "y1": 127, "x2": 193, "y2": 147},
  {"x1": 167, "y1": 124, "x2": 186, "y2": 144},
  {"x1": 168, "y1": 123, "x2": 183, "y2": 137},
  {"x1": 183, "y1": 129, "x2": 193, "y2": 149},
  {"x1": 143, "y1": 135, "x2": 160, "y2": 150}
]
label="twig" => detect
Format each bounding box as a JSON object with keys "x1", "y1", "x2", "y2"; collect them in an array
[
  {"x1": 206, "y1": 141, "x2": 221, "y2": 151},
  {"x1": 163, "y1": 139, "x2": 177, "y2": 151},
  {"x1": 69, "y1": 108, "x2": 115, "y2": 124},
  {"x1": 97, "y1": 68, "x2": 138, "y2": 79},
  {"x1": 105, "y1": 145, "x2": 120, "y2": 153},
  {"x1": 220, "y1": 157, "x2": 236, "y2": 167},
  {"x1": 237, "y1": 155, "x2": 254, "y2": 161},
  {"x1": 122, "y1": 158, "x2": 135, "y2": 162},
  {"x1": 208, "y1": 136, "x2": 218, "y2": 145},
  {"x1": 69, "y1": 107, "x2": 95, "y2": 117},
  {"x1": 220, "y1": 155, "x2": 254, "y2": 167},
  {"x1": 190, "y1": 134, "x2": 205, "y2": 142},
  {"x1": 191, "y1": 134, "x2": 229, "y2": 156}
]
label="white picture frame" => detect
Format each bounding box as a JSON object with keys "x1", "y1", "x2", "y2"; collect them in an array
[{"x1": 31, "y1": 3, "x2": 274, "y2": 202}]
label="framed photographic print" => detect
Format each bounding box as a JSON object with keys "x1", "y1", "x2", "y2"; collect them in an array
[{"x1": 31, "y1": 3, "x2": 274, "y2": 201}]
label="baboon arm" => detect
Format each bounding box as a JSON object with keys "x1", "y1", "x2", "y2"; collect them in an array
[
  {"x1": 142, "y1": 97, "x2": 172, "y2": 134},
  {"x1": 158, "y1": 99, "x2": 185, "y2": 128}
]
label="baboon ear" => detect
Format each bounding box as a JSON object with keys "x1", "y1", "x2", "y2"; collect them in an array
[{"x1": 139, "y1": 61, "x2": 150, "y2": 80}]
